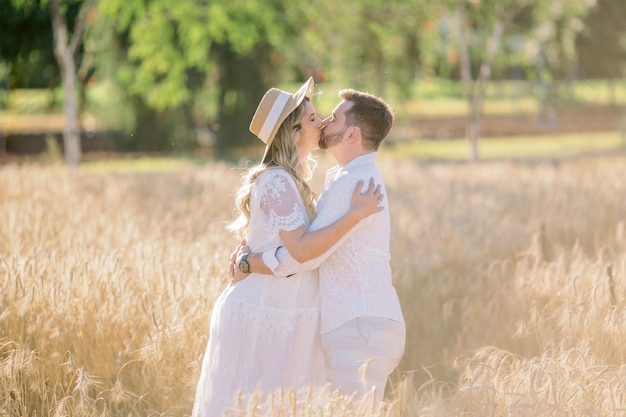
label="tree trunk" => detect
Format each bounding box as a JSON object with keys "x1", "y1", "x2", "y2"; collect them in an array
[
  {"x1": 456, "y1": 0, "x2": 477, "y2": 161},
  {"x1": 609, "y1": 78, "x2": 616, "y2": 107},
  {"x1": 467, "y1": 114, "x2": 480, "y2": 161},
  {"x1": 1, "y1": 69, "x2": 6, "y2": 155},
  {"x1": 456, "y1": 0, "x2": 509, "y2": 162},
  {"x1": 456, "y1": 0, "x2": 473, "y2": 94},
  {"x1": 50, "y1": 0, "x2": 94, "y2": 166},
  {"x1": 467, "y1": 20, "x2": 505, "y2": 162},
  {"x1": 621, "y1": 107, "x2": 626, "y2": 148},
  {"x1": 60, "y1": 50, "x2": 81, "y2": 165}
]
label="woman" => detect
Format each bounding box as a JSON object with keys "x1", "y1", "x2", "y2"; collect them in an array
[{"x1": 192, "y1": 78, "x2": 383, "y2": 417}]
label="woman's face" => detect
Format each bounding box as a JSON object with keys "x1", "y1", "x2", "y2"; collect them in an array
[{"x1": 295, "y1": 100, "x2": 323, "y2": 156}]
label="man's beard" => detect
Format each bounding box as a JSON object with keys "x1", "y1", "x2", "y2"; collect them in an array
[{"x1": 319, "y1": 128, "x2": 346, "y2": 150}]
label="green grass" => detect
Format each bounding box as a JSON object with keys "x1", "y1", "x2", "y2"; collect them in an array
[
  {"x1": 301, "y1": 78, "x2": 626, "y2": 122},
  {"x1": 3, "y1": 77, "x2": 624, "y2": 120},
  {"x1": 67, "y1": 132, "x2": 626, "y2": 173},
  {"x1": 3, "y1": 78, "x2": 625, "y2": 166},
  {"x1": 81, "y1": 155, "x2": 203, "y2": 173},
  {"x1": 311, "y1": 81, "x2": 538, "y2": 119},
  {"x1": 382, "y1": 132, "x2": 626, "y2": 161},
  {"x1": 402, "y1": 97, "x2": 539, "y2": 118}
]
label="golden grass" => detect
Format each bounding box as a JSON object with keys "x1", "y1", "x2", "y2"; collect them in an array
[{"x1": 1, "y1": 153, "x2": 626, "y2": 416}]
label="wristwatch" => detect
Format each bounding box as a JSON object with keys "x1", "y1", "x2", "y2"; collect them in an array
[{"x1": 238, "y1": 253, "x2": 250, "y2": 274}]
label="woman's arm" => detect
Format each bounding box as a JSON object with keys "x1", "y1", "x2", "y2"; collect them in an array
[{"x1": 279, "y1": 178, "x2": 382, "y2": 263}]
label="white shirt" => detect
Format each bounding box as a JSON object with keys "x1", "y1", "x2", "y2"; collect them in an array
[{"x1": 263, "y1": 152, "x2": 405, "y2": 334}]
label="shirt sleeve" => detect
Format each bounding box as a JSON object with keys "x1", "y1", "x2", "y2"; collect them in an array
[
  {"x1": 265, "y1": 173, "x2": 362, "y2": 276},
  {"x1": 262, "y1": 247, "x2": 281, "y2": 272}
]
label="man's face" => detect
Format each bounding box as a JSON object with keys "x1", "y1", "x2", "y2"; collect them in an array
[{"x1": 319, "y1": 100, "x2": 353, "y2": 150}]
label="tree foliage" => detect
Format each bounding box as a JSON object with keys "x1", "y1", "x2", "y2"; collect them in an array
[
  {"x1": 97, "y1": 0, "x2": 302, "y2": 151},
  {"x1": 2, "y1": 0, "x2": 622, "y2": 158},
  {"x1": 576, "y1": 0, "x2": 626, "y2": 78},
  {"x1": 0, "y1": 0, "x2": 57, "y2": 88}
]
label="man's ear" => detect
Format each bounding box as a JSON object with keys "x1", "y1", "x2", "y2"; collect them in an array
[{"x1": 346, "y1": 126, "x2": 361, "y2": 143}]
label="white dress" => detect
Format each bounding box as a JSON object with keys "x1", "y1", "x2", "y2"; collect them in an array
[{"x1": 192, "y1": 168, "x2": 327, "y2": 417}]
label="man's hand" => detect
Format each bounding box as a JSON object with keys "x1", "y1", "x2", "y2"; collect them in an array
[{"x1": 351, "y1": 178, "x2": 384, "y2": 220}]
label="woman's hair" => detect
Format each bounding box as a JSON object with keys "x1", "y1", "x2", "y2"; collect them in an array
[{"x1": 228, "y1": 99, "x2": 317, "y2": 240}]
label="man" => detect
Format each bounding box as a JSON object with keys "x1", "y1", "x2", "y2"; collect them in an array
[{"x1": 233, "y1": 88, "x2": 405, "y2": 401}]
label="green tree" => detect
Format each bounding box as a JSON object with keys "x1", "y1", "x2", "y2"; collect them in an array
[
  {"x1": 576, "y1": 0, "x2": 626, "y2": 105},
  {"x1": 98, "y1": 0, "x2": 304, "y2": 153},
  {"x1": 300, "y1": 0, "x2": 433, "y2": 100},
  {"x1": 0, "y1": 0, "x2": 59, "y2": 90},
  {"x1": 444, "y1": 0, "x2": 594, "y2": 161},
  {"x1": 94, "y1": 0, "x2": 445, "y2": 154},
  {"x1": 454, "y1": 0, "x2": 517, "y2": 161},
  {"x1": 0, "y1": 0, "x2": 94, "y2": 164}
]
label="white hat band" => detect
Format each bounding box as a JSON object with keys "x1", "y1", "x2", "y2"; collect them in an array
[{"x1": 258, "y1": 92, "x2": 290, "y2": 142}]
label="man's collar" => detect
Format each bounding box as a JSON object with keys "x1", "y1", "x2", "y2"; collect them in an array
[{"x1": 340, "y1": 152, "x2": 378, "y2": 170}]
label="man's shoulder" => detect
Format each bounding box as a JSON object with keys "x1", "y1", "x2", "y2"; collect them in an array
[
  {"x1": 325, "y1": 169, "x2": 361, "y2": 190},
  {"x1": 342, "y1": 162, "x2": 382, "y2": 183}
]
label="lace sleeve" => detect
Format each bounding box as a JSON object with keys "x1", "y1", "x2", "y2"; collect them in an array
[{"x1": 259, "y1": 170, "x2": 307, "y2": 239}]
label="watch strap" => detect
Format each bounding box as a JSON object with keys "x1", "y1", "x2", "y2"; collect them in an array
[{"x1": 238, "y1": 253, "x2": 250, "y2": 274}]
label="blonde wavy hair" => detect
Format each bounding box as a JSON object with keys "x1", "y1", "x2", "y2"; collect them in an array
[{"x1": 228, "y1": 99, "x2": 317, "y2": 240}]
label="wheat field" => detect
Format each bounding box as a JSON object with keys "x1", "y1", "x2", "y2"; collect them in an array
[{"x1": 1, "y1": 152, "x2": 625, "y2": 416}]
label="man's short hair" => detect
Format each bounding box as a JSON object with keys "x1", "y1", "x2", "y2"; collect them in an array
[{"x1": 339, "y1": 89, "x2": 394, "y2": 151}]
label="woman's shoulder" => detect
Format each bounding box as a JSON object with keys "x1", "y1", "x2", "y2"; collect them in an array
[{"x1": 257, "y1": 167, "x2": 297, "y2": 188}]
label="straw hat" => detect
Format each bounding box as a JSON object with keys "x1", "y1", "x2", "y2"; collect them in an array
[{"x1": 249, "y1": 77, "x2": 314, "y2": 163}]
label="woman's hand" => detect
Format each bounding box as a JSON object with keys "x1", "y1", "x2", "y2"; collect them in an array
[
  {"x1": 350, "y1": 178, "x2": 384, "y2": 220},
  {"x1": 229, "y1": 240, "x2": 250, "y2": 279},
  {"x1": 231, "y1": 260, "x2": 250, "y2": 285}
]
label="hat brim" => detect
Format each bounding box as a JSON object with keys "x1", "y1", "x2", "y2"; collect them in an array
[{"x1": 260, "y1": 77, "x2": 314, "y2": 163}]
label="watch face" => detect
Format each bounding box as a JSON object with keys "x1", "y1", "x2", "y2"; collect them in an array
[{"x1": 238, "y1": 259, "x2": 250, "y2": 273}]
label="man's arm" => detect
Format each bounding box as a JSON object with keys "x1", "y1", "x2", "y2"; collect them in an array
[
  {"x1": 277, "y1": 179, "x2": 381, "y2": 263},
  {"x1": 239, "y1": 174, "x2": 368, "y2": 278}
]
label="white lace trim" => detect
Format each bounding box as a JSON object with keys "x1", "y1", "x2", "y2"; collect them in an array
[
  {"x1": 228, "y1": 297, "x2": 320, "y2": 331},
  {"x1": 259, "y1": 171, "x2": 307, "y2": 239},
  {"x1": 264, "y1": 203, "x2": 306, "y2": 238}
]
